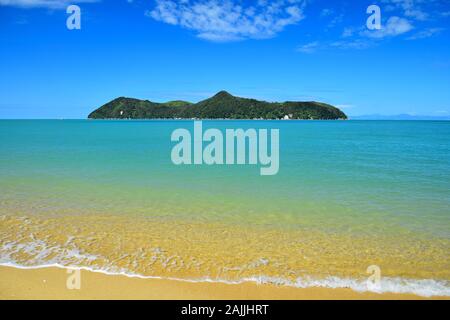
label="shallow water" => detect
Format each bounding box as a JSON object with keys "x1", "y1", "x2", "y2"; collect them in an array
[{"x1": 0, "y1": 120, "x2": 449, "y2": 296}]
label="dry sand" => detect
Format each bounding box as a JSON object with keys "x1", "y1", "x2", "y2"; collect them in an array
[{"x1": 1, "y1": 265, "x2": 447, "y2": 300}]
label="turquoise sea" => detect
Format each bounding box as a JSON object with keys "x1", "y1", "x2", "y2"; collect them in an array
[{"x1": 1, "y1": 120, "x2": 449, "y2": 296}]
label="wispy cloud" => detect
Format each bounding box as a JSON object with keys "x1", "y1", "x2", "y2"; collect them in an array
[
  {"x1": 330, "y1": 39, "x2": 373, "y2": 50},
  {"x1": 333, "y1": 16, "x2": 414, "y2": 49},
  {"x1": 407, "y1": 27, "x2": 444, "y2": 40},
  {"x1": 341, "y1": 26, "x2": 359, "y2": 38},
  {"x1": 360, "y1": 0, "x2": 448, "y2": 40},
  {"x1": 296, "y1": 41, "x2": 319, "y2": 53},
  {"x1": 320, "y1": 7, "x2": 345, "y2": 29},
  {"x1": 0, "y1": 0, "x2": 98, "y2": 9},
  {"x1": 327, "y1": 12, "x2": 344, "y2": 28},
  {"x1": 148, "y1": 0, "x2": 306, "y2": 42},
  {"x1": 320, "y1": 8, "x2": 333, "y2": 17},
  {"x1": 382, "y1": 0, "x2": 429, "y2": 21},
  {"x1": 299, "y1": 0, "x2": 447, "y2": 54},
  {"x1": 362, "y1": 16, "x2": 413, "y2": 39}
]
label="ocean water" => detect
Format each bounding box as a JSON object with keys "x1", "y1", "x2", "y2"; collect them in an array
[{"x1": 0, "y1": 120, "x2": 449, "y2": 296}]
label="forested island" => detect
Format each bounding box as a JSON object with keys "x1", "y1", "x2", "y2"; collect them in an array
[{"x1": 88, "y1": 91, "x2": 347, "y2": 120}]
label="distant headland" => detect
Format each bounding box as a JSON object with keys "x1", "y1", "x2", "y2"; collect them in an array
[{"x1": 88, "y1": 91, "x2": 347, "y2": 120}]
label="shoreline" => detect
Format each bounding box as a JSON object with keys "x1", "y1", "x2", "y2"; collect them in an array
[{"x1": 1, "y1": 265, "x2": 447, "y2": 300}]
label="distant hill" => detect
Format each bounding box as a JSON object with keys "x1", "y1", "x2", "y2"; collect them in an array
[
  {"x1": 88, "y1": 91, "x2": 347, "y2": 120},
  {"x1": 163, "y1": 100, "x2": 194, "y2": 107}
]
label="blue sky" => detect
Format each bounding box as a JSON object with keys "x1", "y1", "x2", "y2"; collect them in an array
[{"x1": 0, "y1": 0, "x2": 449, "y2": 118}]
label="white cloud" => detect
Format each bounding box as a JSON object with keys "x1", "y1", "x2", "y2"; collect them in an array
[
  {"x1": 320, "y1": 8, "x2": 344, "y2": 28},
  {"x1": 299, "y1": 0, "x2": 444, "y2": 53},
  {"x1": 296, "y1": 41, "x2": 319, "y2": 53},
  {"x1": 341, "y1": 28, "x2": 352, "y2": 38},
  {"x1": 381, "y1": 0, "x2": 429, "y2": 21},
  {"x1": 330, "y1": 39, "x2": 373, "y2": 50},
  {"x1": 404, "y1": 8, "x2": 428, "y2": 21},
  {"x1": 341, "y1": 26, "x2": 366, "y2": 39},
  {"x1": 0, "y1": 0, "x2": 98, "y2": 9},
  {"x1": 407, "y1": 27, "x2": 444, "y2": 40},
  {"x1": 148, "y1": 0, "x2": 306, "y2": 42},
  {"x1": 363, "y1": 16, "x2": 413, "y2": 39},
  {"x1": 327, "y1": 12, "x2": 344, "y2": 28},
  {"x1": 320, "y1": 8, "x2": 333, "y2": 17},
  {"x1": 302, "y1": 15, "x2": 414, "y2": 53},
  {"x1": 297, "y1": 38, "x2": 374, "y2": 53}
]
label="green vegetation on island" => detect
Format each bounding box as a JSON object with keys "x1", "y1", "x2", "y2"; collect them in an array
[{"x1": 88, "y1": 91, "x2": 347, "y2": 120}]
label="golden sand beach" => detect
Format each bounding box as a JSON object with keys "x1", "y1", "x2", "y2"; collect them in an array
[
  {"x1": 1, "y1": 265, "x2": 447, "y2": 300},
  {"x1": 2, "y1": 214, "x2": 450, "y2": 299}
]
